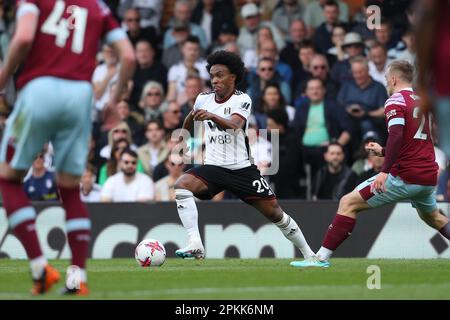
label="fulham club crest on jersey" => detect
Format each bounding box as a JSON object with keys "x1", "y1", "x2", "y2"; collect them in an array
[{"x1": 224, "y1": 107, "x2": 231, "y2": 115}]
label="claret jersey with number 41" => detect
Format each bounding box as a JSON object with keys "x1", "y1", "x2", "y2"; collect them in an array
[
  {"x1": 193, "y1": 90, "x2": 253, "y2": 170},
  {"x1": 16, "y1": 0, "x2": 120, "y2": 89},
  {"x1": 384, "y1": 88, "x2": 439, "y2": 186}
]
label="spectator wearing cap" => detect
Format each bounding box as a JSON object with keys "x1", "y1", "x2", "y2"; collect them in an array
[
  {"x1": 191, "y1": 0, "x2": 236, "y2": 48},
  {"x1": 129, "y1": 39, "x2": 167, "y2": 109},
  {"x1": 208, "y1": 22, "x2": 239, "y2": 54},
  {"x1": 330, "y1": 32, "x2": 365, "y2": 86},
  {"x1": 279, "y1": 19, "x2": 308, "y2": 71},
  {"x1": 271, "y1": 0, "x2": 304, "y2": 40},
  {"x1": 163, "y1": 0, "x2": 208, "y2": 50},
  {"x1": 303, "y1": 0, "x2": 349, "y2": 37},
  {"x1": 337, "y1": 56, "x2": 388, "y2": 143},
  {"x1": 313, "y1": 0, "x2": 348, "y2": 55},
  {"x1": 368, "y1": 42, "x2": 393, "y2": 87},
  {"x1": 166, "y1": 36, "x2": 210, "y2": 106},
  {"x1": 237, "y1": 3, "x2": 285, "y2": 57},
  {"x1": 292, "y1": 77, "x2": 352, "y2": 180},
  {"x1": 266, "y1": 108, "x2": 306, "y2": 199}
]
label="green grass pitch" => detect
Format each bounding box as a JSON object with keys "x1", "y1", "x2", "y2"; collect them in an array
[{"x1": 1, "y1": 258, "x2": 450, "y2": 300}]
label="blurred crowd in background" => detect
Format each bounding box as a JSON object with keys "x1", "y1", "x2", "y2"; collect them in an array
[{"x1": 0, "y1": 0, "x2": 448, "y2": 203}]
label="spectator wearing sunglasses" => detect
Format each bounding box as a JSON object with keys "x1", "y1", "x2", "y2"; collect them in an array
[
  {"x1": 161, "y1": 101, "x2": 183, "y2": 137},
  {"x1": 139, "y1": 81, "x2": 166, "y2": 123},
  {"x1": 246, "y1": 57, "x2": 291, "y2": 106},
  {"x1": 296, "y1": 54, "x2": 338, "y2": 103},
  {"x1": 101, "y1": 149, "x2": 154, "y2": 202}
]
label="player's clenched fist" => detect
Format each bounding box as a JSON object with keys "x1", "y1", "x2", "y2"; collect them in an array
[{"x1": 365, "y1": 142, "x2": 383, "y2": 157}]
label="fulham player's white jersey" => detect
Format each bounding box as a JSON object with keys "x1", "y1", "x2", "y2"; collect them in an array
[{"x1": 193, "y1": 90, "x2": 253, "y2": 170}]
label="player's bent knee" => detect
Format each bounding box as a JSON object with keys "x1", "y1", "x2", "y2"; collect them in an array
[{"x1": 338, "y1": 191, "x2": 366, "y2": 215}]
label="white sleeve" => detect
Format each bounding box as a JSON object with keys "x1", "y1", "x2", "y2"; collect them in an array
[{"x1": 231, "y1": 94, "x2": 252, "y2": 120}]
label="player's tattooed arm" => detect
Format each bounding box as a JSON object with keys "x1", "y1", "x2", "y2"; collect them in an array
[{"x1": 192, "y1": 110, "x2": 245, "y2": 130}]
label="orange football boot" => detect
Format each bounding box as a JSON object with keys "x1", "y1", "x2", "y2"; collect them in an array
[{"x1": 30, "y1": 264, "x2": 61, "y2": 295}]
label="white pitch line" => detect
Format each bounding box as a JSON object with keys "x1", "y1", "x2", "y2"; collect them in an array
[{"x1": 2, "y1": 283, "x2": 450, "y2": 299}]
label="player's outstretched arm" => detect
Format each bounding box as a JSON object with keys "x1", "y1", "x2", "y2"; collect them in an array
[{"x1": 0, "y1": 9, "x2": 38, "y2": 90}]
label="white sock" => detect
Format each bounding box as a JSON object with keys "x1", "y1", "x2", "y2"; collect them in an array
[
  {"x1": 80, "y1": 268, "x2": 87, "y2": 283},
  {"x1": 175, "y1": 189, "x2": 202, "y2": 244},
  {"x1": 317, "y1": 247, "x2": 333, "y2": 261},
  {"x1": 30, "y1": 256, "x2": 47, "y2": 279},
  {"x1": 275, "y1": 212, "x2": 314, "y2": 258}
]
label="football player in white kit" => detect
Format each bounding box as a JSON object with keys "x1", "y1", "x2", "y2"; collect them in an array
[{"x1": 173, "y1": 50, "x2": 314, "y2": 261}]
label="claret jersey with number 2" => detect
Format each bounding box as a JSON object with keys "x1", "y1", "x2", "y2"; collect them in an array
[
  {"x1": 193, "y1": 90, "x2": 253, "y2": 170},
  {"x1": 384, "y1": 88, "x2": 438, "y2": 186}
]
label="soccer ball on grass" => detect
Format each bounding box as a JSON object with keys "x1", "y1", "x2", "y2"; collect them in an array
[{"x1": 135, "y1": 239, "x2": 166, "y2": 267}]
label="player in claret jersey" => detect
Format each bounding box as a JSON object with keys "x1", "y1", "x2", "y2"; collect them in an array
[
  {"x1": 0, "y1": 0, "x2": 135, "y2": 294},
  {"x1": 291, "y1": 60, "x2": 450, "y2": 268},
  {"x1": 173, "y1": 50, "x2": 315, "y2": 261}
]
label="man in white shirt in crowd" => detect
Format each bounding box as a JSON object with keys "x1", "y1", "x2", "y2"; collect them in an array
[
  {"x1": 101, "y1": 149, "x2": 154, "y2": 202},
  {"x1": 80, "y1": 164, "x2": 102, "y2": 203}
]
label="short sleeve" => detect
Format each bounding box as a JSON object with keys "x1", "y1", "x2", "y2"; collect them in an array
[
  {"x1": 384, "y1": 92, "x2": 406, "y2": 128},
  {"x1": 97, "y1": 1, "x2": 126, "y2": 44},
  {"x1": 16, "y1": 0, "x2": 40, "y2": 19},
  {"x1": 231, "y1": 94, "x2": 252, "y2": 120}
]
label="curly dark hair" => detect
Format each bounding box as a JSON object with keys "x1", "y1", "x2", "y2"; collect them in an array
[{"x1": 206, "y1": 50, "x2": 245, "y2": 86}]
